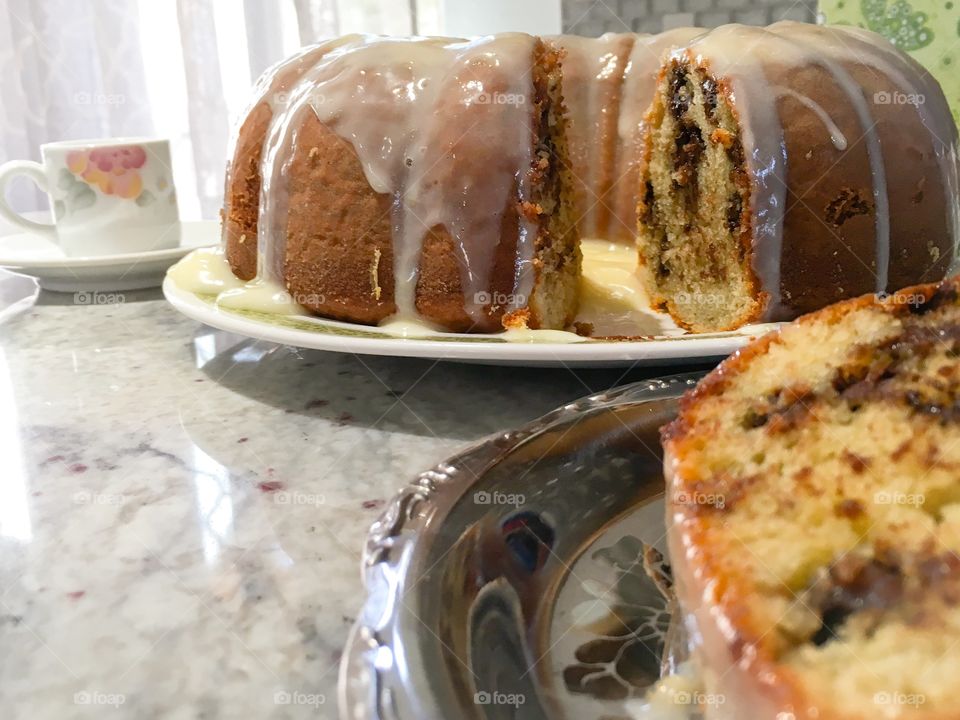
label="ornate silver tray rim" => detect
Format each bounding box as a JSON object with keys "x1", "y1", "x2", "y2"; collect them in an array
[{"x1": 338, "y1": 372, "x2": 703, "y2": 720}]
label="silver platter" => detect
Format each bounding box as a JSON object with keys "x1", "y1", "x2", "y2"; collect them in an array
[{"x1": 339, "y1": 373, "x2": 702, "y2": 720}]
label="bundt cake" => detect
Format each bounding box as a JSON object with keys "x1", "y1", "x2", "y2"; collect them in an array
[
  {"x1": 554, "y1": 29, "x2": 703, "y2": 244},
  {"x1": 220, "y1": 24, "x2": 958, "y2": 335},
  {"x1": 222, "y1": 33, "x2": 580, "y2": 333},
  {"x1": 664, "y1": 275, "x2": 960, "y2": 718},
  {"x1": 638, "y1": 22, "x2": 960, "y2": 333}
]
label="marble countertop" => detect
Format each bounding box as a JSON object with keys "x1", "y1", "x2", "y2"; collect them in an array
[{"x1": 0, "y1": 270, "x2": 710, "y2": 719}]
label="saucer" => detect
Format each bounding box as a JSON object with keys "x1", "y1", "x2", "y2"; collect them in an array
[{"x1": 0, "y1": 220, "x2": 217, "y2": 292}]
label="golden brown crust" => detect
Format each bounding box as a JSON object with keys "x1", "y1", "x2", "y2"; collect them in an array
[
  {"x1": 274, "y1": 114, "x2": 536, "y2": 332},
  {"x1": 223, "y1": 102, "x2": 270, "y2": 281},
  {"x1": 223, "y1": 44, "x2": 344, "y2": 281},
  {"x1": 663, "y1": 283, "x2": 943, "y2": 447},
  {"x1": 282, "y1": 114, "x2": 396, "y2": 324},
  {"x1": 276, "y1": 92, "x2": 542, "y2": 332},
  {"x1": 664, "y1": 275, "x2": 960, "y2": 719},
  {"x1": 665, "y1": 279, "x2": 947, "y2": 442}
]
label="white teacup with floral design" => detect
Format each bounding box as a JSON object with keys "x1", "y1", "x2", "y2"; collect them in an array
[{"x1": 0, "y1": 138, "x2": 180, "y2": 256}]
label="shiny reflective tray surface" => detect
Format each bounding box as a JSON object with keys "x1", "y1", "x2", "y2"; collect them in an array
[{"x1": 340, "y1": 373, "x2": 701, "y2": 720}]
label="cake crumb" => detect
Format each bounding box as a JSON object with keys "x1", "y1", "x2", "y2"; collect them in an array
[
  {"x1": 710, "y1": 127, "x2": 734, "y2": 148},
  {"x1": 519, "y1": 200, "x2": 543, "y2": 219},
  {"x1": 502, "y1": 308, "x2": 530, "y2": 329},
  {"x1": 824, "y1": 188, "x2": 872, "y2": 228}
]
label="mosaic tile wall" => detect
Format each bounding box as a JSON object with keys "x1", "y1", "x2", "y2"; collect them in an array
[{"x1": 562, "y1": 0, "x2": 815, "y2": 34}]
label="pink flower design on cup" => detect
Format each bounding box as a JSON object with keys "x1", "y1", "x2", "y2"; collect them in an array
[{"x1": 66, "y1": 145, "x2": 148, "y2": 199}]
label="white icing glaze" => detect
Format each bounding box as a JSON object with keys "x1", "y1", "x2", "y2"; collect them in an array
[
  {"x1": 578, "y1": 238, "x2": 682, "y2": 336},
  {"x1": 223, "y1": 40, "x2": 353, "y2": 222},
  {"x1": 166, "y1": 246, "x2": 244, "y2": 295},
  {"x1": 835, "y1": 25, "x2": 960, "y2": 265},
  {"x1": 499, "y1": 326, "x2": 587, "y2": 343},
  {"x1": 775, "y1": 87, "x2": 848, "y2": 151},
  {"x1": 216, "y1": 280, "x2": 308, "y2": 316},
  {"x1": 221, "y1": 25, "x2": 958, "y2": 334},
  {"x1": 553, "y1": 33, "x2": 637, "y2": 240},
  {"x1": 165, "y1": 246, "x2": 306, "y2": 315},
  {"x1": 169, "y1": 239, "x2": 682, "y2": 341},
  {"x1": 255, "y1": 36, "x2": 363, "y2": 282},
  {"x1": 555, "y1": 29, "x2": 704, "y2": 243},
  {"x1": 376, "y1": 317, "x2": 452, "y2": 337},
  {"x1": 778, "y1": 21, "x2": 960, "y2": 283},
  {"x1": 255, "y1": 33, "x2": 541, "y2": 324}
]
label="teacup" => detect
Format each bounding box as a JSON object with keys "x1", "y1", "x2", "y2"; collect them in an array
[{"x1": 0, "y1": 138, "x2": 180, "y2": 257}]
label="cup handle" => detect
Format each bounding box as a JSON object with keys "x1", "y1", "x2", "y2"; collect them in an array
[{"x1": 0, "y1": 160, "x2": 57, "y2": 237}]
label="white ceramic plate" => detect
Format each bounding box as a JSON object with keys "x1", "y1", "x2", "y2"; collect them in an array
[
  {"x1": 163, "y1": 269, "x2": 776, "y2": 368},
  {"x1": 0, "y1": 221, "x2": 217, "y2": 292}
]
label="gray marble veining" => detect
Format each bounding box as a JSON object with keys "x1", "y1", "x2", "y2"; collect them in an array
[{"x1": 0, "y1": 270, "x2": 707, "y2": 719}]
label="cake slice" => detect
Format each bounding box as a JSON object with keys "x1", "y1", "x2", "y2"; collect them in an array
[{"x1": 664, "y1": 275, "x2": 960, "y2": 719}]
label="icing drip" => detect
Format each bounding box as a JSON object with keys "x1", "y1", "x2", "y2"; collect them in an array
[
  {"x1": 556, "y1": 29, "x2": 704, "y2": 243},
  {"x1": 675, "y1": 21, "x2": 957, "y2": 314},
  {"x1": 256, "y1": 36, "x2": 362, "y2": 282},
  {"x1": 222, "y1": 44, "x2": 324, "y2": 199},
  {"x1": 553, "y1": 33, "x2": 637, "y2": 240},
  {"x1": 169, "y1": 238, "x2": 700, "y2": 340},
  {"x1": 168, "y1": 246, "x2": 243, "y2": 294},
  {"x1": 783, "y1": 22, "x2": 959, "y2": 281},
  {"x1": 223, "y1": 40, "x2": 354, "y2": 246},
  {"x1": 775, "y1": 87, "x2": 848, "y2": 151},
  {"x1": 219, "y1": 24, "x2": 959, "y2": 335},
  {"x1": 256, "y1": 34, "x2": 541, "y2": 324},
  {"x1": 166, "y1": 246, "x2": 306, "y2": 315},
  {"x1": 217, "y1": 280, "x2": 308, "y2": 316}
]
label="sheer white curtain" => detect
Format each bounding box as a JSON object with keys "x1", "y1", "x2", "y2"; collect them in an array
[{"x1": 0, "y1": 0, "x2": 440, "y2": 220}]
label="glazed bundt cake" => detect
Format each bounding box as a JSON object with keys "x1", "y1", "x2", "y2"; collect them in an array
[
  {"x1": 638, "y1": 22, "x2": 959, "y2": 332},
  {"x1": 664, "y1": 275, "x2": 960, "y2": 718},
  {"x1": 221, "y1": 25, "x2": 958, "y2": 335},
  {"x1": 222, "y1": 33, "x2": 580, "y2": 333}
]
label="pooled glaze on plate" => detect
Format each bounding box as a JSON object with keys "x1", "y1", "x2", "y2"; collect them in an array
[
  {"x1": 169, "y1": 238, "x2": 680, "y2": 341},
  {"x1": 164, "y1": 230, "x2": 778, "y2": 366}
]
